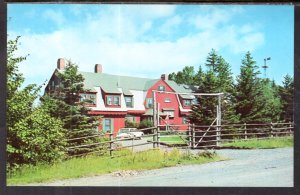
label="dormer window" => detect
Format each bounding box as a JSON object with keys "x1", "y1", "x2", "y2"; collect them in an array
[
  {"x1": 80, "y1": 93, "x2": 96, "y2": 105},
  {"x1": 158, "y1": 85, "x2": 165, "y2": 91},
  {"x1": 106, "y1": 95, "x2": 120, "y2": 106},
  {"x1": 125, "y1": 96, "x2": 133, "y2": 108},
  {"x1": 183, "y1": 99, "x2": 192, "y2": 107}
]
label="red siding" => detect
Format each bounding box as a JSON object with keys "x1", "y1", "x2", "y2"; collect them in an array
[
  {"x1": 113, "y1": 117, "x2": 125, "y2": 136},
  {"x1": 144, "y1": 80, "x2": 188, "y2": 130},
  {"x1": 99, "y1": 116, "x2": 126, "y2": 136}
]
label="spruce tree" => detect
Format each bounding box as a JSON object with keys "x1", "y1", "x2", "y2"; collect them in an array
[
  {"x1": 279, "y1": 74, "x2": 294, "y2": 122},
  {"x1": 189, "y1": 70, "x2": 219, "y2": 125},
  {"x1": 215, "y1": 56, "x2": 239, "y2": 124},
  {"x1": 234, "y1": 52, "x2": 266, "y2": 123},
  {"x1": 259, "y1": 79, "x2": 282, "y2": 122},
  {"x1": 190, "y1": 50, "x2": 238, "y2": 125},
  {"x1": 189, "y1": 50, "x2": 220, "y2": 125},
  {"x1": 205, "y1": 49, "x2": 218, "y2": 71},
  {"x1": 41, "y1": 61, "x2": 101, "y2": 156}
]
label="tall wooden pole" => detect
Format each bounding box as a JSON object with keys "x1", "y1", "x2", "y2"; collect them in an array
[
  {"x1": 157, "y1": 103, "x2": 160, "y2": 127},
  {"x1": 216, "y1": 94, "x2": 222, "y2": 146},
  {"x1": 152, "y1": 91, "x2": 157, "y2": 127}
]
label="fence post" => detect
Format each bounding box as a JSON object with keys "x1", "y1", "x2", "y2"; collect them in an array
[
  {"x1": 192, "y1": 124, "x2": 195, "y2": 149},
  {"x1": 153, "y1": 128, "x2": 156, "y2": 149},
  {"x1": 109, "y1": 133, "x2": 113, "y2": 156},
  {"x1": 157, "y1": 126, "x2": 160, "y2": 148},
  {"x1": 188, "y1": 123, "x2": 192, "y2": 148},
  {"x1": 289, "y1": 122, "x2": 292, "y2": 136},
  {"x1": 244, "y1": 123, "x2": 247, "y2": 140},
  {"x1": 270, "y1": 122, "x2": 274, "y2": 138}
]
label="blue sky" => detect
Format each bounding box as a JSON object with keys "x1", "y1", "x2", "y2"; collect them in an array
[{"x1": 8, "y1": 4, "x2": 294, "y2": 88}]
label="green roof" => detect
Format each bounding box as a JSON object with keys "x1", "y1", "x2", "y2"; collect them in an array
[
  {"x1": 165, "y1": 80, "x2": 197, "y2": 99},
  {"x1": 77, "y1": 71, "x2": 195, "y2": 94},
  {"x1": 79, "y1": 71, "x2": 158, "y2": 92},
  {"x1": 165, "y1": 80, "x2": 194, "y2": 93}
]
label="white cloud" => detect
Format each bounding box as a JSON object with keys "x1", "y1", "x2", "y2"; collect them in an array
[
  {"x1": 42, "y1": 9, "x2": 66, "y2": 26},
  {"x1": 10, "y1": 5, "x2": 265, "y2": 88},
  {"x1": 189, "y1": 7, "x2": 244, "y2": 30},
  {"x1": 159, "y1": 15, "x2": 182, "y2": 35}
]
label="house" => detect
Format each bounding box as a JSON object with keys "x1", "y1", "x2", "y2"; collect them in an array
[{"x1": 45, "y1": 58, "x2": 197, "y2": 136}]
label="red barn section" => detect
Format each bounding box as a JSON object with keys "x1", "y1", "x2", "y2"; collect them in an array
[{"x1": 144, "y1": 79, "x2": 188, "y2": 130}]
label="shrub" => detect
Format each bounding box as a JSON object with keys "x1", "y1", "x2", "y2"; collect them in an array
[
  {"x1": 125, "y1": 120, "x2": 138, "y2": 128},
  {"x1": 138, "y1": 119, "x2": 153, "y2": 134},
  {"x1": 7, "y1": 108, "x2": 66, "y2": 169},
  {"x1": 138, "y1": 119, "x2": 153, "y2": 129}
]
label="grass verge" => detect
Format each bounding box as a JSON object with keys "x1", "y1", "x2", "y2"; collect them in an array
[
  {"x1": 221, "y1": 136, "x2": 293, "y2": 149},
  {"x1": 8, "y1": 148, "x2": 224, "y2": 185},
  {"x1": 159, "y1": 135, "x2": 187, "y2": 145}
]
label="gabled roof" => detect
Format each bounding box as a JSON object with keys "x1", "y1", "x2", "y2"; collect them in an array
[
  {"x1": 78, "y1": 71, "x2": 158, "y2": 93},
  {"x1": 165, "y1": 80, "x2": 197, "y2": 99},
  {"x1": 54, "y1": 69, "x2": 196, "y2": 96}
]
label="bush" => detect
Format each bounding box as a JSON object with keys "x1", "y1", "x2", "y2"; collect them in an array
[
  {"x1": 138, "y1": 119, "x2": 153, "y2": 134},
  {"x1": 125, "y1": 120, "x2": 138, "y2": 128},
  {"x1": 7, "y1": 108, "x2": 66, "y2": 169},
  {"x1": 138, "y1": 119, "x2": 153, "y2": 129}
]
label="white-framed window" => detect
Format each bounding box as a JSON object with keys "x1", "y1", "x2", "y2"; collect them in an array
[
  {"x1": 125, "y1": 96, "x2": 133, "y2": 108},
  {"x1": 165, "y1": 98, "x2": 171, "y2": 103},
  {"x1": 113, "y1": 96, "x2": 120, "y2": 105},
  {"x1": 106, "y1": 95, "x2": 120, "y2": 106},
  {"x1": 164, "y1": 110, "x2": 175, "y2": 118},
  {"x1": 80, "y1": 93, "x2": 96, "y2": 105},
  {"x1": 103, "y1": 118, "x2": 113, "y2": 132},
  {"x1": 158, "y1": 85, "x2": 165, "y2": 91},
  {"x1": 90, "y1": 94, "x2": 96, "y2": 104},
  {"x1": 192, "y1": 98, "x2": 199, "y2": 105},
  {"x1": 182, "y1": 116, "x2": 189, "y2": 124},
  {"x1": 146, "y1": 98, "x2": 153, "y2": 108},
  {"x1": 125, "y1": 115, "x2": 135, "y2": 122},
  {"x1": 183, "y1": 99, "x2": 192, "y2": 106}
]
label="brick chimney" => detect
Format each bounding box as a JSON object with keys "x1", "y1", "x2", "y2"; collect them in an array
[
  {"x1": 95, "y1": 64, "x2": 102, "y2": 73},
  {"x1": 57, "y1": 58, "x2": 65, "y2": 70},
  {"x1": 161, "y1": 74, "x2": 168, "y2": 81}
]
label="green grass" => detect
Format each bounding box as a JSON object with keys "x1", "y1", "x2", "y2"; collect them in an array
[
  {"x1": 7, "y1": 148, "x2": 224, "y2": 185},
  {"x1": 221, "y1": 136, "x2": 293, "y2": 149},
  {"x1": 159, "y1": 135, "x2": 187, "y2": 144}
]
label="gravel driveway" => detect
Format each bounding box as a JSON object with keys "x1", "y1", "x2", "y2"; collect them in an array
[{"x1": 26, "y1": 147, "x2": 293, "y2": 187}]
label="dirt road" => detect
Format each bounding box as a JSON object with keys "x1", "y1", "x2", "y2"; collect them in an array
[{"x1": 26, "y1": 147, "x2": 293, "y2": 187}]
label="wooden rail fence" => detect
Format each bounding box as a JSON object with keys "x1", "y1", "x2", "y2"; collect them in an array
[{"x1": 66, "y1": 122, "x2": 294, "y2": 157}]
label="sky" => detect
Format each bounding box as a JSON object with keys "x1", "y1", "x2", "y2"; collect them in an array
[{"x1": 8, "y1": 4, "x2": 294, "y2": 89}]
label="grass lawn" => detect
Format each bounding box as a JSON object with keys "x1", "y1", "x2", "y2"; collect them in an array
[
  {"x1": 7, "y1": 148, "x2": 224, "y2": 185},
  {"x1": 221, "y1": 136, "x2": 293, "y2": 149},
  {"x1": 159, "y1": 135, "x2": 187, "y2": 145}
]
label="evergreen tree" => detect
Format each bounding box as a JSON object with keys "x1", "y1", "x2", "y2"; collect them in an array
[
  {"x1": 189, "y1": 70, "x2": 219, "y2": 125},
  {"x1": 168, "y1": 66, "x2": 197, "y2": 85},
  {"x1": 215, "y1": 56, "x2": 239, "y2": 124},
  {"x1": 259, "y1": 79, "x2": 282, "y2": 122},
  {"x1": 205, "y1": 49, "x2": 218, "y2": 71},
  {"x1": 194, "y1": 65, "x2": 205, "y2": 86},
  {"x1": 234, "y1": 52, "x2": 266, "y2": 123},
  {"x1": 41, "y1": 61, "x2": 101, "y2": 156},
  {"x1": 190, "y1": 50, "x2": 238, "y2": 125},
  {"x1": 7, "y1": 37, "x2": 66, "y2": 169},
  {"x1": 279, "y1": 74, "x2": 294, "y2": 122}
]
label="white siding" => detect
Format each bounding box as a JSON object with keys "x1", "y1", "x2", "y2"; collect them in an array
[{"x1": 88, "y1": 87, "x2": 145, "y2": 112}]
